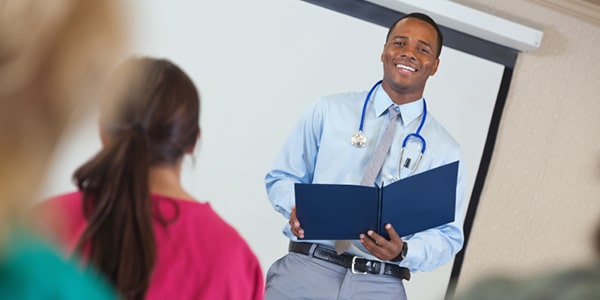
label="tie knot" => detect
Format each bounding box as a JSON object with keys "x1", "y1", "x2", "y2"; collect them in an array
[{"x1": 388, "y1": 106, "x2": 400, "y2": 120}]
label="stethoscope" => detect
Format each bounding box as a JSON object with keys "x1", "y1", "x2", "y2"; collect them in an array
[{"x1": 351, "y1": 80, "x2": 427, "y2": 178}]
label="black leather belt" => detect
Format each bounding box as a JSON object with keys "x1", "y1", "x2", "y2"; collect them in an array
[{"x1": 289, "y1": 241, "x2": 410, "y2": 281}]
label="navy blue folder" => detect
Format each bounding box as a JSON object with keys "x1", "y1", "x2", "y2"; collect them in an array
[{"x1": 294, "y1": 161, "x2": 458, "y2": 240}]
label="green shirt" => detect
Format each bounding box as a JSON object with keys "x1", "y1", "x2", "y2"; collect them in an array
[{"x1": 0, "y1": 231, "x2": 118, "y2": 300}]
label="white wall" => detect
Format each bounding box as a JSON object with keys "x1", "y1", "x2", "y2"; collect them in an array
[{"x1": 39, "y1": 1, "x2": 505, "y2": 299}]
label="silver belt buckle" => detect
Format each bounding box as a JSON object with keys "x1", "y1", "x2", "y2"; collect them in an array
[{"x1": 351, "y1": 256, "x2": 367, "y2": 274}]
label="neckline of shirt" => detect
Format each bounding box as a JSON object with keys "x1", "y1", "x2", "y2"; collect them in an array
[{"x1": 372, "y1": 85, "x2": 424, "y2": 126}]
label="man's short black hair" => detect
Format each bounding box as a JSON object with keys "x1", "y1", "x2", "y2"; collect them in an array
[{"x1": 385, "y1": 12, "x2": 444, "y2": 58}]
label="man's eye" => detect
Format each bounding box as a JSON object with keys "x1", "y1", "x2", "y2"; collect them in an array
[{"x1": 418, "y1": 47, "x2": 429, "y2": 54}]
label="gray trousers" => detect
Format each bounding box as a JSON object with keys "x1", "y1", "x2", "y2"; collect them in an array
[{"x1": 265, "y1": 252, "x2": 408, "y2": 300}]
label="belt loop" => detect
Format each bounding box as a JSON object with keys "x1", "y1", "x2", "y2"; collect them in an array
[
  {"x1": 379, "y1": 262, "x2": 386, "y2": 275},
  {"x1": 308, "y1": 243, "x2": 318, "y2": 257}
]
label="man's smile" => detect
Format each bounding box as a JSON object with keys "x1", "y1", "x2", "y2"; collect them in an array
[{"x1": 396, "y1": 63, "x2": 417, "y2": 72}]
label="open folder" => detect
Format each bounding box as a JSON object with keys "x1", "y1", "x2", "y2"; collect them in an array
[{"x1": 294, "y1": 161, "x2": 458, "y2": 240}]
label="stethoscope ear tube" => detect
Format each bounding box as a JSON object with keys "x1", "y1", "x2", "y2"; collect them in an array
[
  {"x1": 352, "y1": 80, "x2": 383, "y2": 148},
  {"x1": 402, "y1": 133, "x2": 426, "y2": 154}
]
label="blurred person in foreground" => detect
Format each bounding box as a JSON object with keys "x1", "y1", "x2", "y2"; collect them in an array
[
  {"x1": 453, "y1": 220, "x2": 600, "y2": 300},
  {"x1": 0, "y1": 0, "x2": 125, "y2": 298},
  {"x1": 39, "y1": 57, "x2": 265, "y2": 300}
]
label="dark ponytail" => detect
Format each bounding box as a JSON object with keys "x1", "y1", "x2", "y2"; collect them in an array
[
  {"x1": 73, "y1": 57, "x2": 200, "y2": 300},
  {"x1": 74, "y1": 127, "x2": 154, "y2": 299}
]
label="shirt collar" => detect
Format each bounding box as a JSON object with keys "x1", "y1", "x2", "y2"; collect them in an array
[{"x1": 373, "y1": 85, "x2": 425, "y2": 126}]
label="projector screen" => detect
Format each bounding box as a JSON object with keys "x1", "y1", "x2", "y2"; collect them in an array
[{"x1": 39, "y1": 1, "x2": 507, "y2": 299}]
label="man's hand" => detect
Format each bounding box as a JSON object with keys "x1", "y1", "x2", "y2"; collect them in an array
[
  {"x1": 289, "y1": 206, "x2": 305, "y2": 238},
  {"x1": 360, "y1": 223, "x2": 403, "y2": 261}
]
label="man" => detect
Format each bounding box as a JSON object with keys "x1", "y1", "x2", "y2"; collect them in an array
[{"x1": 265, "y1": 12, "x2": 466, "y2": 299}]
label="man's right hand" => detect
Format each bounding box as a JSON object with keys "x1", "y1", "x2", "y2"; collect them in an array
[{"x1": 289, "y1": 206, "x2": 305, "y2": 238}]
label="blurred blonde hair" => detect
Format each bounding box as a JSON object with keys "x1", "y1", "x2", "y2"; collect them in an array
[{"x1": 0, "y1": 0, "x2": 126, "y2": 241}]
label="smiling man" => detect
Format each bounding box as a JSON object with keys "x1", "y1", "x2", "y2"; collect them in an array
[
  {"x1": 264, "y1": 13, "x2": 467, "y2": 300},
  {"x1": 381, "y1": 16, "x2": 441, "y2": 104}
]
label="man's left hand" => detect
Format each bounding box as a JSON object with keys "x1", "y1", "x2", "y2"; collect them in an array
[{"x1": 359, "y1": 223, "x2": 404, "y2": 261}]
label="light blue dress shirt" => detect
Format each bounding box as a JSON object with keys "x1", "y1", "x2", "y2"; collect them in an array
[{"x1": 265, "y1": 84, "x2": 467, "y2": 272}]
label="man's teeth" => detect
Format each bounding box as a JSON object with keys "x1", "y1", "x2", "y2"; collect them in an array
[{"x1": 396, "y1": 64, "x2": 416, "y2": 72}]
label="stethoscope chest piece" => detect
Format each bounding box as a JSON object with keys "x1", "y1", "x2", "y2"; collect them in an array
[{"x1": 351, "y1": 131, "x2": 367, "y2": 147}]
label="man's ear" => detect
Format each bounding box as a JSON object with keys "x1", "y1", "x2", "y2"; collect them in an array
[{"x1": 430, "y1": 57, "x2": 440, "y2": 76}]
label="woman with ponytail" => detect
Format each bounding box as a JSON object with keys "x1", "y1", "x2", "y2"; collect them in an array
[{"x1": 40, "y1": 57, "x2": 264, "y2": 300}]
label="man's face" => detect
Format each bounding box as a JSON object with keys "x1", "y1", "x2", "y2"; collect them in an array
[{"x1": 381, "y1": 17, "x2": 440, "y2": 102}]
